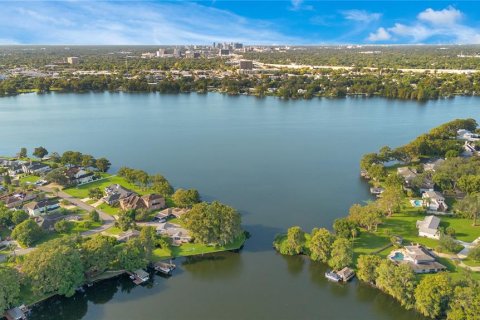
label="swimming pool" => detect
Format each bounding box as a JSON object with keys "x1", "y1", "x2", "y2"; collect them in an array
[
  {"x1": 411, "y1": 199, "x2": 423, "y2": 207},
  {"x1": 391, "y1": 252, "x2": 404, "y2": 261}
]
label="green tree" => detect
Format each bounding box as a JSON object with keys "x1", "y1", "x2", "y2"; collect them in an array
[
  {"x1": 81, "y1": 235, "x2": 116, "y2": 275},
  {"x1": 0, "y1": 266, "x2": 21, "y2": 314},
  {"x1": 151, "y1": 174, "x2": 174, "y2": 196},
  {"x1": 89, "y1": 210, "x2": 100, "y2": 223},
  {"x1": 356, "y1": 255, "x2": 382, "y2": 284},
  {"x1": 22, "y1": 238, "x2": 84, "y2": 297},
  {"x1": 333, "y1": 218, "x2": 358, "y2": 239},
  {"x1": 447, "y1": 284, "x2": 480, "y2": 320},
  {"x1": 309, "y1": 228, "x2": 335, "y2": 263},
  {"x1": 116, "y1": 210, "x2": 136, "y2": 231},
  {"x1": 95, "y1": 157, "x2": 111, "y2": 172},
  {"x1": 377, "y1": 186, "x2": 404, "y2": 216},
  {"x1": 88, "y1": 187, "x2": 104, "y2": 200},
  {"x1": 81, "y1": 154, "x2": 95, "y2": 168},
  {"x1": 11, "y1": 210, "x2": 29, "y2": 226},
  {"x1": 328, "y1": 238, "x2": 352, "y2": 270},
  {"x1": 173, "y1": 189, "x2": 201, "y2": 208},
  {"x1": 467, "y1": 244, "x2": 480, "y2": 262},
  {"x1": 117, "y1": 238, "x2": 148, "y2": 271},
  {"x1": 0, "y1": 204, "x2": 13, "y2": 227},
  {"x1": 139, "y1": 226, "x2": 157, "y2": 260},
  {"x1": 19, "y1": 147, "x2": 27, "y2": 158},
  {"x1": 54, "y1": 220, "x2": 72, "y2": 233},
  {"x1": 32, "y1": 146, "x2": 48, "y2": 159},
  {"x1": 415, "y1": 273, "x2": 453, "y2": 319},
  {"x1": 454, "y1": 193, "x2": 480, "y2": 226},
  {"x1": 11, "y1": 219, "x2": 43, "y2": 247},
  {"x1": 182, "y1": 201, "x2": 242, "y2": 246},
  {"x1": 45, "y1": 168, "x2": 69, "y2": 186}
]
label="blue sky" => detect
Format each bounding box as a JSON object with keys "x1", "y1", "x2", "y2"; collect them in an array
[{"x1": 1, "y1": 1, "x2": 480, "y2": 45}]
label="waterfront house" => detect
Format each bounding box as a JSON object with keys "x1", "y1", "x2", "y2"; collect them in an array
[
  {"x1": 7, "y1": 164, "x2": 24, "y2": 176},
  {"x1": 389, "y1": 245, "x2": 447, "y2": 274},
  {"x1": 157, "y1": 207, "x2": 191, "y2": 219},
  {"x1": 21, "y1": 161, "x2": 51, "y2": 175},
  {"x1": 397, "y1": 167, "x2": 417, "y2": 187},
  {"x1": 104, "y1": 184, "x2": 135, "y2": 205},
  {"x1": 156, "y1": 222, "x2": 192, "y2": 244},
  {"x1": 422, "y1": 191, "x2": 448, "y2": 212},
  {"x1": 419, "y1": 179, "x2": 435, "y2": 193},
  {"x1": 416, "y1": 215, "x2": 441, "y2": 239},
  {"x1": 24, "y1": 199, "x2": 60, "y2": 216},
  {"x1": 119, "y1": 193, "x2": 165, "y2": 212},
  {"x1": 423, "y1": 159, "x2": 445, "y2": 172},
  {"x1": 457, "y1": 129, "x2": 480, "y2": 142},
  {"x1": 65, "y1": 167, "x2": 95, "y2": 185}
]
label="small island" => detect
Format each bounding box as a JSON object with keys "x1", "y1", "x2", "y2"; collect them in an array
[
  {"x1": 274, "y1": 118, "x2": 480, "y2": 319},
  {"x1": 0, "y1": 149, "x2": 246, "y2": 317}
]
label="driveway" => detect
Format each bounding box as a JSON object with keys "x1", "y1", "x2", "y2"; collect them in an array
[{"x1": 39, "y1": 185, "x2": 115, "y2": 236}]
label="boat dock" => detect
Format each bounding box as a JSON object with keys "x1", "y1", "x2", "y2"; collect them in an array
[
  {"x1": 325, "y1": 268, "x2": 356, "y2": 283},
  {"x1": 128, "y1": 269, "x2": 150, "y2": 285},
  {"x1": 153, "y1": 261, "x2": 176, "y2": 275}
]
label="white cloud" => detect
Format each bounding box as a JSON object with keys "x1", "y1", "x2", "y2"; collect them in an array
[
  {"x1": 0, "y1": 1, "x2": 299, "y2": 45},
  {"x1": 342, "y1": 10, "x2": 381, "y2": 23},
  {"x1": 367, "y1": 27, "x2": 391, "y2": 41},
  {"x1": 368, "y1": 6, "x2": 480, "y2": 44},
  {"x1": 290, "y1": 0, "x2": 313, "y2": 12},
  {"x1": 418, "y1": 6, "x2": 462, "y2": 26}
]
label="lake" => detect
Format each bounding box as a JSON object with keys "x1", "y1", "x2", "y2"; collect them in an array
[{"x1": 1, "y1": 92, "x2": 479, "y2": 320}]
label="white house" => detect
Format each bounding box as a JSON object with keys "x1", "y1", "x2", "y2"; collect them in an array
[
  {"x1": 416, "y1": 215, "x2": 441, "y2": 239},
  {"x1": 21, "y1": 162, "x2": 51, "y2": 175},
  {"x1": 422, "y1": 191, "x2": 448, "y2": 212},
  {"x1": 457, "y1": 129, "x2": 480, "y2": 142},
  {"x1": 23, "y1": 199, "x2": 60, "y2": 216}
]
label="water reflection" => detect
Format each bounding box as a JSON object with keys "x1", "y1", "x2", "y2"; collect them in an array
[{"x1": 182, "y1": 251, "x2": 243, "y2": 280}]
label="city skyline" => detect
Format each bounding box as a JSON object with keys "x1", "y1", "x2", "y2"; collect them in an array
[{"x1": 1, "y1": 1, "x2": 480, "y2": 45}]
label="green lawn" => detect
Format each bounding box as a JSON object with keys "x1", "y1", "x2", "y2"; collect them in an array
[
  {"x1": 103, "y1": 226, "x2": 123, "y2": 236},
  {"x1": 63, "y1": 174, "x2": 147, "y2": 199},
  {"x1": 462, "y1": 258, "x2": 480, "y2": 267},
  {"x1": 98, "y1": 203, "x2": 120, "y2": 215},
  {"x1": 19, "y1": 175, "x2": 40, "y2": 184},
  {"x1": 152, "y1": 233, "x2": 246, "y2": 261}
]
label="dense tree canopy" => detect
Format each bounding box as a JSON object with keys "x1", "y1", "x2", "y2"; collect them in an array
[
  {"x1": 23, "y1": 238, "x2": 85, "y2": 297},
  {"x1": 182, "y1": 201, "x2": 242, "y2": 246},
  {"x1": 11, "y1": 219, "x2": 43, "y2": 247},
  {"x1": 308, "y1": 228, "x2": 335, "y2": 263},
  {"x1": 0, "y1": 266, "x2": 21, "y2": 314},
  {"x1": 173, "y1": 189, "x2": 201, "y2": 208}
]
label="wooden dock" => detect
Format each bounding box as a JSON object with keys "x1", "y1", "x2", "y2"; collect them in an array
[{"x1": 153, "y1": 261, "x2": 176, "y2": 275}]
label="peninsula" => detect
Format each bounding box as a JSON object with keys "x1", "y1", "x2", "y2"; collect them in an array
[
  {"x1": 274, "y1": 118, "x2": 480, "y2": 319},
  {"x1": 0, "y1": 149, "x2": 246, "y2": 316}
]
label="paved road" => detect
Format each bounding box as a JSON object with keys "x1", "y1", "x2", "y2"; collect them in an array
[{"x1": 39, "y1": 185, "x2": 115, "y2": 236}]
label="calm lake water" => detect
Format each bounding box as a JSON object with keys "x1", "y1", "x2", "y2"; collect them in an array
[{"x1": 1, "y1": 92, "x2": 479, "y2": 320}]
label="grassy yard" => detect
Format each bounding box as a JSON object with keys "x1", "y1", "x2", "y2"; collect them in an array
[
  {"x1": 63, "y1": 174, "x2": 147, "y2": 199},
  {"x1": 152, "y1": 233, "x2": 246, "y2": 261},
  {"x1": 19, "y1": 175, "x2": 41, "y2": 184},
  {"x1": 98, "y1": 203, "x2": 120, "y2": 215},
  {"x1": 103, "y1": 226, "x2": 123, "y2": 236}
]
